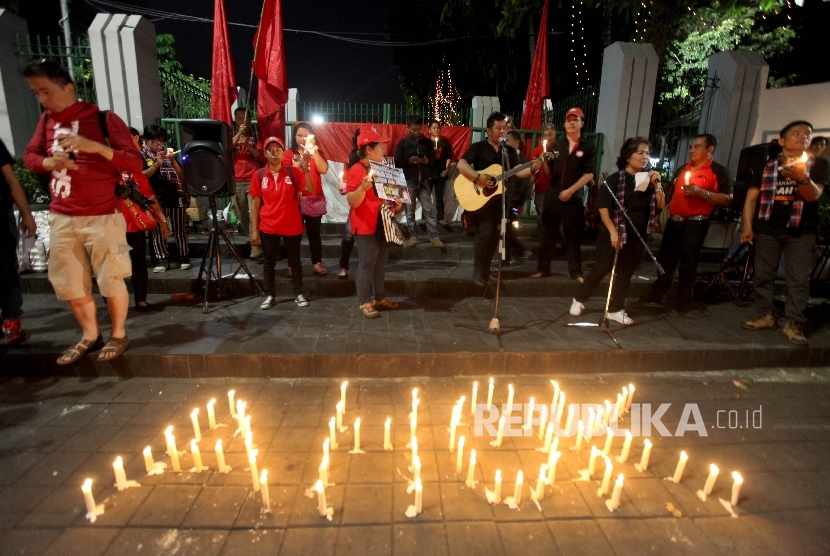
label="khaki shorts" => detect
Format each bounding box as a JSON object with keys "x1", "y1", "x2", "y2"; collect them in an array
[{"x1": 48, "y1": 211, "x2": 132, "y2": 300}]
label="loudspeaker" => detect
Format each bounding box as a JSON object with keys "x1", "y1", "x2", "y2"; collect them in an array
[{"x1": 178, "y1": 119, "x2": 235, "y2": 196}]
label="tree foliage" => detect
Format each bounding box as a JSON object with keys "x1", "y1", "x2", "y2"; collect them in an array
[{"x1": 156, "y1": 34, "x2": 211, "y2": 119}]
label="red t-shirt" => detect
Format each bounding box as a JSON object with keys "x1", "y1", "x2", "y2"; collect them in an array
[
  {"x1": 670, "y1": 159, "x2": 720, "y2": 218},
  {"x1": 346, "y1": 160, "x2": 380, "y2": 235},
  {"x1": 531, "y1": 145, "x2": 551, "y2": 193},
  {"x1": 24, "y1": 100, "x2": 144, "y2": 216},
  {"x1": 234, "y1": 135, "x2": 263, "y2": 181},
  {"x1": 119, "y1": 171, "x2": 156, "y2": 233},
  {"x1": 249, "y1": 166, "x2": 304, "y2": 236},
  {"x1": 282, "y1": 148, "x2": 324, "y2": 196}
]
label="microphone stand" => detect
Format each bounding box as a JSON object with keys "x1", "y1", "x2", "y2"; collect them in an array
[
  {"x1": 489, "y1": 137, "x2": 510, "y2": 332},
  {"x1": 567, "y1": 173, "x2": 665, "y2": 349}
]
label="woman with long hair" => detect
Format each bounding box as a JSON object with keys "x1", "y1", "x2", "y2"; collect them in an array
[
  {"x1": 568, "y1": 137, "x2": 665, "y2": 325},
  {"x1": 345, "y1": 125, "x2": 402, "y2": 318},
  {"x1": 283, "y1": 122, "x2": 329, "y2": 276}
]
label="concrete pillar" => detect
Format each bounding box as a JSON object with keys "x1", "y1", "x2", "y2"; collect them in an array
[
  {"x1": 595, "y1": 42, "x2": 659, "y2": 176},
  {"x1": 285, "y1": 87, "x2": 298, "y2": 138},
  {"x1": 89, "y1": 13, "x2": 163, "y2": 131},
  {"x1": 470, "y1": 96, "x2": 500, "y2": 141},
  {"x1": 0, "y1": 9, "x2": 36, "y2": 155},
  {"x1": 700, "y1": 51, "x2": 768, "y2": 177}
]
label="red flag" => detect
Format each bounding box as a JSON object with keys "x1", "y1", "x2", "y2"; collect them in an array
[
  {"x1": 210, "y1": 0, "x2": 237, "y2": 125},
  {"x1": 521, "y1": 0, "x2": 550, "y2": 131},
  {"x1": 254, "y1": 0, "x2": 288, "y2": 141}
]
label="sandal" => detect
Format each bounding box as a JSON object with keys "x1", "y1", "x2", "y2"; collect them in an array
[
  {"x1": 56, "y1": 335, "x2": 104, "y2": 366},
  {"x1": 373, "y1": 298, "x2": 399, "y2": 310},
  {"x1": 98, "y1": 336, "x2": 130, "y2": 361},
  {"x1": 360, "y1": 303, "x2": 380, "y2": 319},
  {"x1": 530, "y1": 271, "x2": 549, "y2": 278}
]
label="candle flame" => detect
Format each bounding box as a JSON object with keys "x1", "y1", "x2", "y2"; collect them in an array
[
  {"x1": 114, "y1": 456, "x2": 123, "y2": 466},
  {"x1": 616, "y1": 473, "x2": 624, "y2": 485},
  {"x1": 260, "y1": 469, "x2": 268, "y2": 482},
  {"x1": 496, "y1": 469, "x2": 502, "y2": 481},
  {"x1": 355, "y1": 418, "x2": 361, "y2": 427},
  {"x1": 517, "y1": 470, "x2": 523, "y2": 482},
  {"x1": 82, "y1": 478, "x2": 92, "y2": 492},
  {"x1": 249, "y1": 449, "x2": 258, "y2": 462},
  {"x1": 385, "y1": 417, "x2": 391, "y2": 425},
  {"x1": 489, "y1": 377, "x2": 494, "y2": 385},
  {"x1": 144, "y1": 446, "x2": 152, "y2": 456},
  {"x1": 625, "y1": 430, "x2": 632, "y2": 439},
  {"x1": 644, "y1": 438, "x2": 652, "y2": 448},
  {"x1": 733, "y1": 471, "x2": 743, "y2": 483},
  {"x1": 710, "y1": 464, "x2": 719, "y2": 473},
  {"x1": 316, "y1": 479, "x2": 324, "y2": 493},
  {"x1": 216, "y1": 439, "x2": 223, "y2": 449},
  {"x1": 801, "y1": 152, "x2": 808, "y2": 162},
  {"x1": 191, "y1": 439, "x2": 198, "y2": 451},
  {"x1": 191, "y1": 408, "x2": 199, "y2": 417},
  {"x1": 680, "y1": 451, "x2": 688, "y2": 460},
  {"x1": 208, "y1": 398, "x2": 215, "y2": 406}
]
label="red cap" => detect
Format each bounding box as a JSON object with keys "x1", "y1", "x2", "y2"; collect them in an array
[
  {"x1": 263, "y1": 136, "x2": 285, "y2": 150},
  {"x1": 357, "y1": 124, "x2": 389, "y2": 148},
  {"x1": 565, "y1": 107, "x2": 584, "y2": 120}
]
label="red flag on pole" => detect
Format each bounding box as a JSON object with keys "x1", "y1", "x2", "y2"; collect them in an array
[
  {"x1": 210, "y1": 0, "x2": 237, "y2": 125},
  {"x1": 520, "y1": 0, "x2": 550, "y2": 131},
  {"x1": 254, "y1": 0, "x2": 288, "y2": 141}
]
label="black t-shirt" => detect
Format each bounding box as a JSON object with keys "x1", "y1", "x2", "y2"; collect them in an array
[
  {"x1": 430, "y1": 137, "x2": 453, "y2": 177},
  {"x1": 753, "y1": 156, "x2": 829, "y2": 235},
  {"x1": 548, "y1": 137, "x2": 597, "y2": 205},
  {"x1": 461, "y1": 140, "x2": 521, "y2": 172},
  {"x1": 0, "y1": 139, "x2": 15, "y2": 212},
  {"x1": 598, "y1": 171, "x2": 653, "y2": 235},
  {"x1": 506, "y1": 153, "x2": 534, "y2": 208}
]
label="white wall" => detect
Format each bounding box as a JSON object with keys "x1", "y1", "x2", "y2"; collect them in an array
[{"x1": 751, "y1": 81, "x2": 830, "y2": 145}]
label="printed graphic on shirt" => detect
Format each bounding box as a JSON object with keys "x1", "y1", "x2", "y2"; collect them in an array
[
  {"x1": 774, "y1": 172, "x2": 798, "y2": 203},
  {"x1": 50, "y1": 120, "x2": 80, "y2": 199}
]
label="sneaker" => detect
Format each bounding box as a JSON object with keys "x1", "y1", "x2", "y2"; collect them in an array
[
  {"x1": 260, "y1": 296, "x2": 276, "y2": 310},
  {"x1": 431, "y1": 238, "x2": 444, "y2": 248},
  {"x1": 408, "y1": 237, "x2": 418, "y2": 248},
  {"x1": 153, "y1": 262, "x2": 169, "y2": 273},
  {"x1": 360, "y1": 302, "x2": 380, "y2": 318},
  {"x1": 337, "y1": 268, "x2": 348, "y2": 279},
  {"x1": 2, "y1": 318, "x2": 29, "y2": 344},
  {"x1": 179, "y1": 262, "x2": 192, "y2": 270},
  {"x1": 780, "y1": 321, "x2": 808, "y2": 346},
  {"x1": 742, "y1": 313, "x2": 777, "y2": 330},
  {"x1": 569, "y1": 299, "x2": 585, "y2": 317},
  {"x1": 607, "y1": 310, "x2": 634, "y2": 326},
  {"x1": 313, "y1": 262, "x2": 328, "y2": 276},
  {"x1": 295, "y1": 294, "x2": 309, "y2": 307}
]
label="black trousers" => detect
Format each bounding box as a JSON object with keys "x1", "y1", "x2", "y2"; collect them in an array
[
  {"x1": 470, "y1": 199, "x2": 502, "y2": 280},
  {"x1": 303, "y1": 214, "x2": 323, "y2": 265},
  {"x1": 431, "y1": 176, "x2": 446, "y2": 222},
  {"x1": 261, "y1": 232, "x2": 303, "y2": 296},
  {"x1": 576, "y1": 228, "x2": 645, "y2": 313},
  {"x1": 339, "y1": 212, "x2": 354, "y2": 270},
  {"x1": 648, "y1": 218, "x2": 710, "y2": 304},
  {"x1": 126, "y1": 230, "x2": 148, "y2": 304},
  {"x1": 538, "y1": 198, "x2": 584, "y2": 277}
]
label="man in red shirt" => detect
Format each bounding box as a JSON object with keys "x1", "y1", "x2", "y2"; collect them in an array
[
  {"x1": 23, "y1": 59, "x2": 143, "y2": 364},
  {"x1": 231, "y1": 108, "x2": 263, "y2": 259},
  {"x1": 642, "y1": 134, "x2": 733, "y2": 311}
]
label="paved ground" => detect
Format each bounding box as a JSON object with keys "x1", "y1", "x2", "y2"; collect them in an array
[{"x1": 0, "y1": 370, "x2": 828, "y2": 555}]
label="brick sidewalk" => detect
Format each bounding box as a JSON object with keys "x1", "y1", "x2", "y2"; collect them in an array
[{"x1": 0, "y1": 371, "x2": 828, "y2": 555}]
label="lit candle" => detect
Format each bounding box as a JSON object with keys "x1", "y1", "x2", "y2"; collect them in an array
[
  {"x1": 599, "y1": 456, "x2": 613, "y2": 495},
  {"x1": 415, "y1": 478, "x2": 423, "y2": 513},
  {"x1": 487, "y1": 377, "x2": 494, "y2": 407},
  {"x1": 384, "y1": 417, "x2": 392, "y2": 450},
  {"x1": 551, "y1": 380, "x2": 559, "y2": 408},
  {"x1": 449, "y1": 414, "x2": 459, "y2": 452},
  {"x1": 81, "y1": 478, "x2": 103, "y2": 521},
  {"x1": 506, "y1": 384, "x2": 514, "y2": 416},
  {"x1": 452, "y1": 436, "x2": 463, "y2": 473},
  {"x1": 731, "y1": 472, "x2": 743, "y2": 506},
  {"x1": 215, "y1": 439, "x2": 229, "y2": 472},
  {"x1": 584, "y1": 410, "x2": 595, "y2": 442},
  {"x1": 207, "y1": 398, "x2": 216, "y2": 429},
  {"x1": 228, "y1": 390, "x2": 235, "y2": 417},
  {"x1": 524, "y1": 397, "x2": 535, "y2": 432},
  {"x1": 619, "y1": 430, "x2": 633, "y2": 463},
  {"x1": 534, "y1": 465, "x2": 547, "y2": 501},
  {"x1": 339, "y1": 170, "x2": 345, "y2": 189},
  {"x1": 543, "y1": 422, "x2": 554, "y2": 453},
  {"x1": 556, "y1": 393, "x2": 566, "y2": 426},
  {"x1": 493, "y1": 470, "x2": 502, "y2": 503},
  {"x1": 323, "y1": 438, "x2": 330, "y2": 461},
  {"x1": 594, "y1": 407, "x2": 604, "y2": 436},
  {"x1": 336, "y1": 401, "x2": 345, "y2": 432},
  {"x1": 411, "y1": 436, "x2": 418, "y2": 463},
  {"x1": 604, "y1": 400, "x2": 612, "y2": 427},
  {"x1": 319, "y1": 455, "x2": 328, "y2": 486},
  {"x1": 703, "y1": 464, "x2": 719, "y2": 496},
  {"x1": 353, "y1": 418, "x2": 361, "y2": 451},
  {"x1": 466, "y1": 449, "x2": 477, "y2": 487},
  {"x1": 574, "y1": 420, "x2": 584, "y2": 450},
  {"x1": 602, "y1": 429, "x2": 614, "y2": 456},
  {"x1": 456, "y1": 396, "x2": 466, "y2": 417},
  {"x1": 608, "y1": 473, "x2": 624, "y2": 510},
  {"x1": 551, "y1": 436, "x2": 559, "y2": 455},
  {"x1": 612, "y1": 393, "x2": 623, "y2": 424},
  {"x1": 341, "y1": 381, "x2": 348, "y2": 414},
  {"x1": 588, "y1": 445, "x2": 599, "y2": 477},
  {"x1": 249, "y1": 449, "x2": 260, "y2": 492},
  {"x1": 546, "y1": 450, "x2": 560, "y2": 484},
  {"x1": 316, "y1": 479, "x2": 327, "y2": 515},
  {"x1": 636, "y1": 439, "x2": 652, "y2": 472},
  {"x1": 413, "y1": 455, "x2": 421, "y2": 483},
  {"x1": 236, "y1": 400, "x2": 246, "y2": 425},
  {"x1": 563, "y1": 404, "x2": 574, "y2": 436},
  {"x1": 673, "y1": 451, "x2": 688, "y2": 483},
  {"x1": 411, "y1": 388, "x2": 419, "y2": 419},
  {"x1": 113, "y1": 456, "x2": 127, "y2": 491},
  {"x1": 191, "y1": 439, "x2": 206, "y2": 472},
  {"x1": 621, "y1": 387, "x2": 629, "y2": 415},
  {"x1": 626, "y1": 384, "x2": 635, "y2": 411},
  {"x1": 410, "y1": 412, "x2": 417, "y2": 440},
  {"x1": 542, "y1": 139, "x2": 547, "y2": 152},
  {"x1": 260, "y1": 469, "x2": 270, "y2": 510},
  {"x1": 492, "y1": 416, "x2": 505, "y2": 447},
  {"x1": 329, "y1": 417, "x2": 338, "y2": 449},
  {"x1": 538, "y1": 405, "x2": 548, "y2": 440},
  {"x1": 165, "y1": 426, "x2": 181, "y2": 472},
  {"x1": 190, "y1": 409, "x2": 201, "y2": 441},
  {"x1": 471, "y1": 382, "x2": 478, "y2": 415},
  {"x1": 243, "y1": 415, "x2": 252, "y2": 438},
  {"x1": 143, "y1": 446, "x2": 154, "y2": 474},
  {"x1": 513, "y1": 470, "x2": 523, "y2": 505},
  {"x1": 684, "y1": 171, "x2": 691, "y2": 186},
  {"x1": 245, "y1": 431, "x2": 253, "y2": 461},
  {"x1": 434, "y1": 136, "x2": 438, "y2": 149}
]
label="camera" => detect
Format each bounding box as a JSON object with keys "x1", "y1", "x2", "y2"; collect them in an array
[{"x1": 115, "y1": 180, "x2": 153, "y2": 210}]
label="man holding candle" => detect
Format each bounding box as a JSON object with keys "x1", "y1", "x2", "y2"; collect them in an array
[
  {"x1": 428, "y1": 120, "x2": 453, "y2": 227},
  {"x1": 641, "y1": 134, "x2": 733, "y2": 312},
  {"x1": 740, "y1": 120, "x2": 828, "y2": 346},
  {"x1": 395, "y1": 115, "x2": 442, "y2": 247}
]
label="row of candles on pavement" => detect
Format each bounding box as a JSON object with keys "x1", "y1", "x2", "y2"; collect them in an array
[{"x1": 81, "y1": 380, "x2": 744, "y2": 522}]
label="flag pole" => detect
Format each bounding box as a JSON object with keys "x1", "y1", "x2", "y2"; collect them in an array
[{"x1": 244, "y1": 0, "x2": 268, "y2": 122}]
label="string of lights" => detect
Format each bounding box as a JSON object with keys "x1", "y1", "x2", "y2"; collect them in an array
[
  {"x1": 569, "y1": 1, "x2": 590, "y2": 88},
  {"x1": 428, "y1": 58, "x2": 462, "y2": 125}
]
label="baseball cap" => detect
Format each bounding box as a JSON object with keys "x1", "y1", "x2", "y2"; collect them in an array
[
  {"x1": 565, "y1": 107, "x2": 584, "y2": 120},
  {"x1": 357, "y1": 124, "x2": 389, "y2": 148},
  {"x1": 263, "y1": 136, "x2": 285, "y2": 149}
]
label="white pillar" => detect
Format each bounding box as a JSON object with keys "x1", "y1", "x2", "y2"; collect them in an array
[
  {"x1": 595, "y1": 42, "x2": 659, "y2": 176},
  {"x1": 0, "y1": 9, "x2": 36, "y2": 155},
  {"x1": 285, "y1": 87, "x2": 298, "y2": 138}
]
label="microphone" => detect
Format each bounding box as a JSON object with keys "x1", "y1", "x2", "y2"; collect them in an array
[{"x1": 499, "y1": 136, "x2": 506, "y2": 145}]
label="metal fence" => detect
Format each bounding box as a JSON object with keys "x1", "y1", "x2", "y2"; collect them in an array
[
  {"x1": 502, "y1": 87, "x2": 600, "y2": 133},
  {"x1": 159, "y1": 69, "x2": 211, "y2": 120},
  {"x1": 297, "y1": 102, "x2": 470, "y2": 125}
]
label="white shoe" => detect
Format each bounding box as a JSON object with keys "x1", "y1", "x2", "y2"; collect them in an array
[
  {"x1": 295, "y1": 294, "x2": 309, "y2": 307},
  {"x1": 569, "y1": 299, "x2": 584, "y2": 317},
  {"x1": 179, "y1": 263, "x2": 192, "y2": 270},
  {"x1": 260, "y1": 296, "x2": 276, "y2": 310},
  {"x1": 607, "y1": 310, "x2": 634, "y2": 326},
  {"x1": 153, "y1": 263, "x2": 169, "y2": 273}
]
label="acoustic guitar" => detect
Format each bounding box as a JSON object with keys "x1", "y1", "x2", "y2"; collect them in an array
[{"x1": 454, "y1": 151, "x2": 557, "y2": 212}]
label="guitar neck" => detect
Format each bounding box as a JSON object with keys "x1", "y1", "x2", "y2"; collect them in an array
[{"x1": 493, "y1": 160, "x2": 534, "y2": 182}]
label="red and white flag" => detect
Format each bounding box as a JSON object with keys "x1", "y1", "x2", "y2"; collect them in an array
[
  {"x1": 520, "y1": 0, "x2": 550, "y2": 131},
  {"x1": 210, "y1": 0, "x2": 237, "y2": 126},
  {"x1": 254, "y1": 0, "x2": 288, "y2": 141}
]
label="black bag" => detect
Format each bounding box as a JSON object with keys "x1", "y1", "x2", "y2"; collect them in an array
[{"x1": 375, "y1": 204, "x2": 408, "y2": 246}]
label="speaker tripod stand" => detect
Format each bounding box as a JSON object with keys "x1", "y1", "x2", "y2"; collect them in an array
[{"x1": 195, "y1": 196, "x2": 263, "y2": 313}]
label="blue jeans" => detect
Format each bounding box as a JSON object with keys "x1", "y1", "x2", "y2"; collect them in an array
[
  {"x1": 753, "y1": 231, "x2": 816, "y2": 323},
  {"x1": 355, "y1": 233, "x2": 389, "y2": 304},
  {"x1": 404, "y1": 180, "x2": 439, "y2": 240},
  {"x1": 0, "y1": 209, "x2": 23, "y2": 320}
]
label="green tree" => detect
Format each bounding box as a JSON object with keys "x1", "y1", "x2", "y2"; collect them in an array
[{"x1": 156, "y1": 34, "x2": 211, "y2": 120}]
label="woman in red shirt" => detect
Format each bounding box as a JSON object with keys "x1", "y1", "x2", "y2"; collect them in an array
[
  {"x1": 346, "y1": 125, "x2": 403, "y2": 318},
  {"x1": 251, "y1": 137, "x2": 314, "y2": 309},
  {"x1": 283, "y1": 122, "x2": 329, "y2": 276}
]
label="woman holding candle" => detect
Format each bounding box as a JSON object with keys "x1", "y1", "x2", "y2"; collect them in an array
[
  {"x1": 345, "y1": 124, "x2": 403, "y2": 318},
  {"x1": 569, "y1": 137, "x2": 665, "y2": 325},
  {"x1": 251, "y1": 136, "x2": 312, "y2": 309}
]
